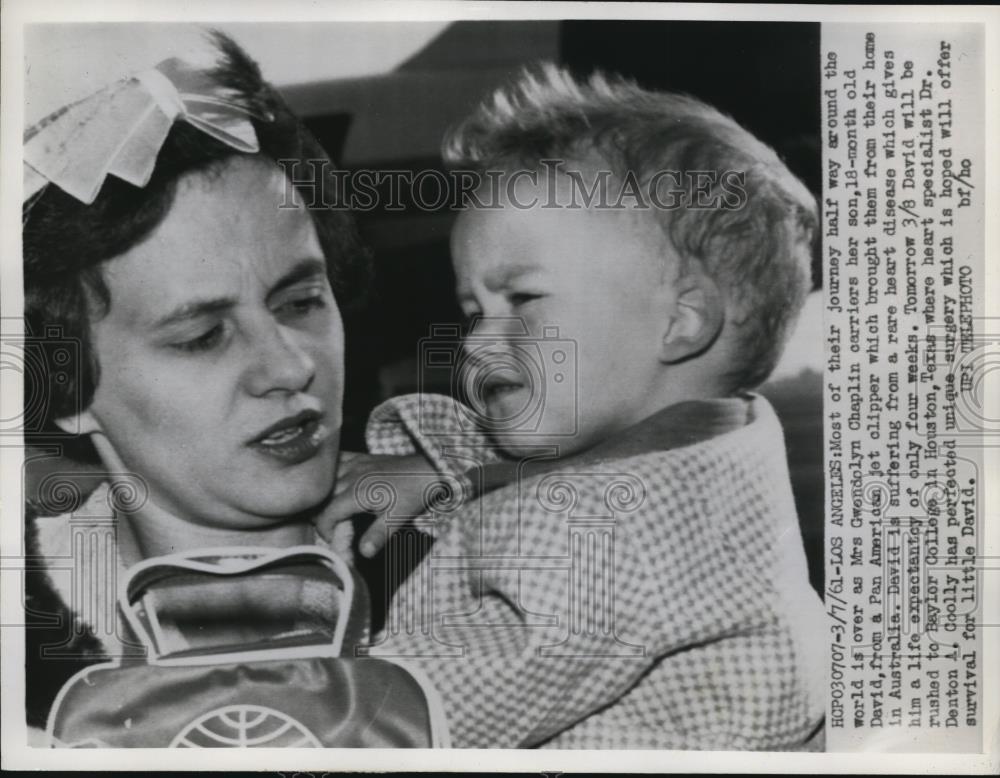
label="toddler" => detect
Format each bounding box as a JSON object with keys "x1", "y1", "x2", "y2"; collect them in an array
[{"x1": 321, "y1": 65, "x2": 826, "y2": 750}]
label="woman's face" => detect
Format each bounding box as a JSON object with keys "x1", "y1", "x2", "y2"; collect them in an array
[{"x1": 73, "y1": 156, "x2": 345, "y2": 529}]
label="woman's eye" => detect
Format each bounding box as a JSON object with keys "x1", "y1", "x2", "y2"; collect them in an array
[
  {"x1": 173, "y1": 324, "x2": 224, "y2": 353},
  {"x1": 508, "y1": 292, "x2": 542, "y2": 307},
  {"x1": 278, "y1": 290, "x2": 328, "y2": 317}
]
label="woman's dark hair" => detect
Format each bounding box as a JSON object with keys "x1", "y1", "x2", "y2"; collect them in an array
[{"x1": 23, "y1": 31, "x2": 371, "y2": 439}]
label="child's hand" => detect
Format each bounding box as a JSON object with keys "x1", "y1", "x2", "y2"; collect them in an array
[{"x1": 315, "y1": 452, "x2": 449, "y2": 558}]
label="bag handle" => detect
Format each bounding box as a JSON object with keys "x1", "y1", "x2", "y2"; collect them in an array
[{"x1": 119, "y1": 545, "x2": 361, "y2": 664}]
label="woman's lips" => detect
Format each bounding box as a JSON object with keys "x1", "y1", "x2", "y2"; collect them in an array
[
  {"x1": 484, "y1": 381, "x2": 524, "y2": 400},
  {"x1": 479, "y1": 366, "x2": 526, "y2": 399},
  {"x1": 249, "y1": 411, "x2": 331, "y2": 464},
  {"x1": 480, "y1": 381, "x2": 529, "y2": 419}
]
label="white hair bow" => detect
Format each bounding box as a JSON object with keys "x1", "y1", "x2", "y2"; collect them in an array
[{"x1": 24, "y1": 55, "x2": 271, "y2": 208}]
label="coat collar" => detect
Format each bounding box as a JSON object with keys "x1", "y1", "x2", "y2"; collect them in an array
[
  {"x1": 570, "y1": 395, "x2": 753, "y2": 463},
  {"x1": 33, "y1": 483, "x2": 138, "y2": 655},
  {"x1": 472, "y1": 395, "x2": 755, "y2": 496}
]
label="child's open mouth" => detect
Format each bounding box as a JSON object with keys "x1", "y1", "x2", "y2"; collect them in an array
[{"x1": 249, "y1": 410, "x2": 330, "y2": 464}]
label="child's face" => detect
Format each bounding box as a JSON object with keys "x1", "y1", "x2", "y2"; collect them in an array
[{"x1": 451, "y1": 173, "x2": 680, "y2": 458}]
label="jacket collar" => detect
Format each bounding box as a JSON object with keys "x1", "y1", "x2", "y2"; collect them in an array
[
  {"x1": 473, "y1": 395, "x2": 754, "y2": 495},
  {"x1": 571, "y1": 395, "x2": 753, "y2": 464}
]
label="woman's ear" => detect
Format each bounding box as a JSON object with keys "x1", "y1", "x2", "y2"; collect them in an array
[{"x1": 659, "y1": 269, "x2": 725, "y2": 364}]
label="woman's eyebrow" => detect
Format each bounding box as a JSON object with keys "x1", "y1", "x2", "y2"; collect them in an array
[
  {"x1": 151, "y1": 298, "x2": 234, "y2": 330},
  {"x1": 148, "y1": 259, "x2": 327, "y2": 330}
]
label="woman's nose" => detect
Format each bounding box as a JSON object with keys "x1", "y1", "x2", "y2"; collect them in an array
[
  {"x1": 244, "y1": 324, "x2": 316, "y2": 396},
  {"x1": 465, "y1": 314, "x2": 529, "y2": 339}
]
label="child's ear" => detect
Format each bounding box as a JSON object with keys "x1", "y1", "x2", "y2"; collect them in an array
[
  {"x1": 659, "y1": 269, "x2": 724, "y2": 364},
  {"x1": 53, "y1": 407, "x2": 103, "y2": 436}
]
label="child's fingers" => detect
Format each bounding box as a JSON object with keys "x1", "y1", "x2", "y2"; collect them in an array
[
  {"x1": 338, "y1": 450, "x2": 364, "y2": 466},
  {"x1": 313, "y1": 514, "x2": 336, "y2": 543},
  {"x1": 328, "y1": 487, "x2": 365, "y2": 522},
  {"x1": 334, "y1": 452, "x2": 390, "y2": 496},
  {"x1": 314, "y1": 510, "x2": 342, "y2": 542},
  {"x1": 332, "y1": 476, "x2": 354, "y2": 498},
  {"x1": 359, "y1": 515, "x2": 395, "y2": 559},
  {"x1": 313, "y1": 489, "x2": 365, "y2": 540},
  {"x1": 335, "y1": 450, "x2": 366, "y2": 475},
  {"x1": 335, "y1": 451, "x2": 363, "y2": 482}
]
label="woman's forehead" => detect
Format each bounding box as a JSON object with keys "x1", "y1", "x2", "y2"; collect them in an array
[
  {"x1": 173, "y1": 156, "x2": 309, "y2": 225},
  {"x1": 97, "y1": 157, "x2": 324, "y2": 324}
]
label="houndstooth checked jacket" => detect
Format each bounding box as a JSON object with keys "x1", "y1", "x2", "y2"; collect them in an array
[{"x1": 360, "y1": 393, "x2": 826, "y2": 749}]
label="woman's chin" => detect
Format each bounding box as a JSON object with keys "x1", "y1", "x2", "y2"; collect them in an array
[
  {"x1": 248, "y1": 444, "x2": 339, "y2": 512},
  {"x1": 247, "y1": 481, "x2": 335, "y2": 523},
  {"x1": 210, "y1": 471, "x2": 336, "y2": 529}
]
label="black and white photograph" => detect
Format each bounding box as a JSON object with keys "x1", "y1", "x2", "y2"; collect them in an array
[{"x1": 1, "y1": 2, "x2": 996, "y2": 773}]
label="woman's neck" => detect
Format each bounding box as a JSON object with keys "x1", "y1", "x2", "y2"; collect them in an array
[
  {"x1": 137, "y1": 513, "x2": 309, "y2": 559},
  {"x1": 89, "y1": 434, "x2": 315, "y2": 564},
  {"x1": 122, "y1": 497, "x2": 312, "y2": 564}
]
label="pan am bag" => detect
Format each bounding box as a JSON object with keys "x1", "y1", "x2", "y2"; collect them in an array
[{"x1": 45, "y1": 546, "x2": 449, "y2": 748}]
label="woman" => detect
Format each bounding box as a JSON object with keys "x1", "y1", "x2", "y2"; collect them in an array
[{"x1": 23, "y1": 27, "x2": 370, "y2": 729}]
